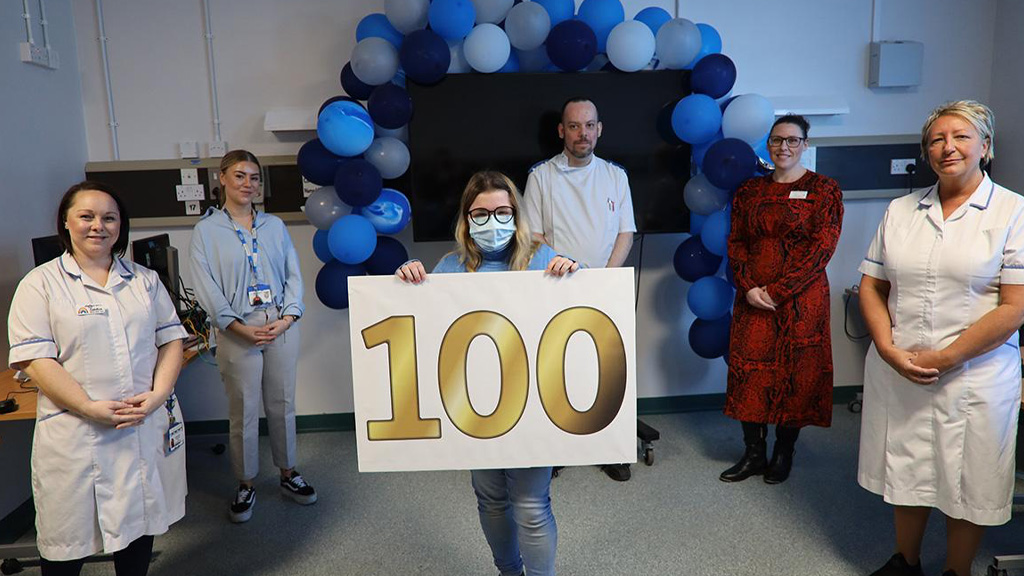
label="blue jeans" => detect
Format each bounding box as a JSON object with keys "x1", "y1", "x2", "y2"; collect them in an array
[{"x1": 471, "y1": 467, "x2": 557, "y2": 576}]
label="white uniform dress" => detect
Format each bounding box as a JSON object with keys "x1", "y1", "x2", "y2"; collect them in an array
[
  {"x1": 7, "y1": 254, "x2": 189, "y2": 560},
  {"x1": 523, "y1": 152, "x2": 636, "y2": 268},
  {"x1": 858, "y1": 174, "x2": 1024, "y2": 525}
]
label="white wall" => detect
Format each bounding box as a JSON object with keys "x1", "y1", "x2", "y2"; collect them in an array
[
  {"x1": 990, "y1": 0, "x2": 1024, "y2": 193},
  {"x1": 68, "y1": 0, "x2": 1006, "y2": 422},
  {"x1": 0, "y1": 0, "x2": 87, "y2": 526}
]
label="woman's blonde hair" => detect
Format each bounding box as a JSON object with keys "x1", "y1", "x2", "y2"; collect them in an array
[
  {"x1": 452, "y1": 171, "x2": 538, "y2": 272},
  {"x1": 920, "y1": 100, "x2": 994, "y2": 167}
]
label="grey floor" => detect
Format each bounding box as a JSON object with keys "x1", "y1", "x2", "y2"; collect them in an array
[{"x1": 14, "y1": 407, "x2": 1024, "y2": 575}]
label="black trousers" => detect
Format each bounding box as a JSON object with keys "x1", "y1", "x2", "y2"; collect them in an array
[{"x1": 40, "y1": 535, "x2": 154, "y2": 576}]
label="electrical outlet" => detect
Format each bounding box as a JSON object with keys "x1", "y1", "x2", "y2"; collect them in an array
[
  {"x1": 890, "y1": 158, "x2": 916, "y2": 175},
  {"x1": 208, "y1": 141, "x2": 228, "y2": 157},
  {"x1": 180, "y1": 168, "x2": 199, "y2": 185},
  {"x1": 185, "y1": 201, "x2": 201, "y2": 215},
  {"x1": 179, "y1": 141, "x2": 199, "y2": 159},
  {"x1": 19, "y1": 42, "x2": 49, "y2": 68},
  {"x1": 176, "y1": 184, "x2": 205, "y2": 201}
]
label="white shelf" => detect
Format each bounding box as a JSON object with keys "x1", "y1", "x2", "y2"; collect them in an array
[{"x1": 264, "y1": 107, "x2": 317, "y2": 132}]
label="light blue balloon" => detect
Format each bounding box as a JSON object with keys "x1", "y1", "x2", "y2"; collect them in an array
[
  {"x1": 633, "y1": 6, "x2": 671, "y2": 36},
  {"x1": 356, "y1": 13, "x2": 404, "y2": 49},
  {"x1": 464, "y1": 23, "x2": 510, "y2": 73},
  {"x1": 684, "y1": 173, "x2": 730, "y2": 216},
  {"x1": 357, "y1": 188, "x2": 412, "y2": 235},
  {"x1": 385, "y1": 0, "x2": 429, "y2": 33},
  {"x1": 577, "y1": 0, "x2": 624, "y2": 53},
  {"x1": 516, "y1": 44, "x2": 552, "y2": 72},
  {"x1": 447, "y1": 40, "x2": 472, "y2": 73},
  {"x1": 606, "y1": 20, "x2": 654, "y2": 72},
  {"x1": 305, "y1": 186, "x2": 352, "y2": 230},
  {"x1": 687, "y1": 276, "x2": 734, "y2": 320},
  {"x1": 350, "y1": 38, "x2": 400, "y2": 86},
  {"x1": 365, "y1": 137, "x2": 410, "y2": 180},
  {"x1": 428, "y1": 0, "x2": 477, "y2": 41},
  {"x1": 328, "y1": 214, "x2": 378, "y2": 264},
  {"x1": 655, "y1": 18, "x2": 700, "y2": 69},
  {"x1": 505, "y1": 1, "x2": 551, "y2": 51},
  {"x1": 721, "y1": 94, "x2": 775, "y2": 146},
  {"x1": 317, "y1": 101, "x2": 375, "y2": 157},
  {"x1": 672, "y1": 94, "x2": 722, "y2": 145},
  {"x1": 701, "y1": 209, "x2": 731, "y2": 257},
  {"x1": 686, "y1": 23, "x2": 722, "y2": 68},
  {"x1": 533, "y1": 0, "x2": 574, "y2": 26},
  {"x1": 471, "y1": 0, "x2": 513, "y2": 24}
]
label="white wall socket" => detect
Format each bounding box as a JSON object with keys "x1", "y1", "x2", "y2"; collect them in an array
[
  {"x1": 180, "y1": 168, "x2": 199, "y2": 185},
  {"x1": 176, "y1": 184, "x2": 205, "y2": 201},
  {"x1": 208, "y1": 141, "x2": 228, "y2": 157},
  {"x1": 19, "y1": 42, "x2": 54, "y2": 68},
  {"x1": 179, "y1": 141, "x2": 199, "y2": 159},
  {"x1": 890, "y1": 158, "x2": 916, "y2": 175}
]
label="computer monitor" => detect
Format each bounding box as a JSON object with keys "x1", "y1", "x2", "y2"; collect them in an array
[
  {"x1": 31, "y1": 235, "x2": 64, "y2": 266},
  {"x1": 131, "y1": 234, "x2": 180, "y2": 307}
]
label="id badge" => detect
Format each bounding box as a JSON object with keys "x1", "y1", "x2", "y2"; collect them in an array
[
  {"x1": 247, "y1": 283, "x2": 273, "y2": 308},
  {"x1": 166, "y1": 421, "x2": 184, "y2": 456}
]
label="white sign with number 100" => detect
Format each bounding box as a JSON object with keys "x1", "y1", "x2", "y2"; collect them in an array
[{"x1": 348, "y1": 268, "x2": 637, "y2": 472}]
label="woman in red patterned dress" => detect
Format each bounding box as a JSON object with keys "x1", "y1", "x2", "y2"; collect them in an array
[{"x1": 719, "y1": 115, "x2": 844, "y2": 484}]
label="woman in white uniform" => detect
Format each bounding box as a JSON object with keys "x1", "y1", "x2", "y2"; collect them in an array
[
  {"x1": 189, "y1": 150, "x2": 315, "y2": 524},
  {"x1": 858, "y1": 100, "x2": 1024, "y2": 576},
  {"x1": 8, "y1": 182, "x2": 188, "y2": 576}
]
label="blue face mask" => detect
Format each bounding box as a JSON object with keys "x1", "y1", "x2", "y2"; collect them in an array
[{"x1": 469, "y1": 217, "x2": 516, "y2": 253}]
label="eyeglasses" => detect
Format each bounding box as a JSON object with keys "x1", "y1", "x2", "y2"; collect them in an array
[
  {"x1": 468, "y1": 206, "x2": 515, "y2": 226},
  {"x1": 767, "y1": 136, "x2": 806, "y2": 148}
]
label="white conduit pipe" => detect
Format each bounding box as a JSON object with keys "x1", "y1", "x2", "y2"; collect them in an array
[
  {"x1": 38, "y1": 0, "x2": 51, "y2": 51},
  {"x1": 203, "y1": 0, "x2": 222, "y2": 142},
  {"x1": 95, "y1": 0, "x2": 120, "y2": 159},
  {"x1": 22, "y1": 0, "x2": 34, "y2": 44}
]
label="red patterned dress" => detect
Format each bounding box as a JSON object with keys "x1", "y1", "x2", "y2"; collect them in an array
[{"x1": 724, "y1": 171, "x2": 843, "y2": 428}]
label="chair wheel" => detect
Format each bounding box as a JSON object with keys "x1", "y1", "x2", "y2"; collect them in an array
[
  {"x1": 1, "y1": 558, "x2": 24, "y2": 575},
  {"x1": 212, "y1": 443, "x2": 226, "y2": 455},
  {"x1": 643, "y1": 447, "x2": 654, "y2": 466},
  {"x1": 848, "y1": 399, "x2": 862, "y2": 413}
]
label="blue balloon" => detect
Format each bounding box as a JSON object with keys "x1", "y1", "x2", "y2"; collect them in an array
[
  {"x1": 691, "y1": 53, "x2": 736, "y2": 99},
  {"x1": 546, "y1": 19, "x2": 597, "y2": 72},
  {"x1": 334, "y1": 159, "x2": 383, "y2": 207},
  {"x1": 498, "y1": 49, "x2": 520, "y2": 72},
  {"x1": 689, "y1": 314, "x2": 731, "y2": 359},
  {"x1": 317, "y1": 95, "x2": 361, "y2": 118},
  {"x1": 368, "y1": 84, "x2": 413, "y2": 129},
  {"x1": 687, "y1": 23, "x2": 722, "y2": 68},
  {"x1": 687, "y1": 276, "x2": 734, "y2": 320},
  {"x1": 516, "y1": 45, "x2": 552, "y2": 72},
  {"x1": 356, "y1": 188, "x2": 412, "y2": 235},
  {"x1": 577, "y1": 0, "x2": 624, "y2": 53},
  {"x1": 315, "y1": 260, "x2": 366, "y2": 310},
  {"x1": 364, "y1": 236, "x2": 411, "y2": 275},
  {"x1": 400, "y1": 29, "x2": 451, "y2": 85},
  {"x1": 671, "y1": 94, "x2": 722, "y2": 145},
  {"x1": 689, "y1": 211, "x2": 707, "y2": 236},
  {"x1": 702, "y1": 138, "x2": 758, "y2": 190},
  {"x1": 297, "y1": 139, "x2": 346, "y2": 187},
  {"x1": 357, "y1": 13, "x2": 405, "y2": 49},
  {"x1": 328, "y1": 214, "x2": 378, "y2": 265},
  {"x1": 692, "y1": 130, "x2": 723, "y2": 170},
  {"x1": 673, "y1": 235, "x2": 723, "y2": 282},
  {"x1": 533, "y1": 0, "x2": 574, "y2": 26},
  {"x1": 634, "y1": 6, "x2": 671, "y2": 36},
  {"x1": 340, "y1": 62, "x2": 375, "y2": 100},
  {"x1": 701, "y1": 209, "x2": 730, "y2": 256},
  {"x1": 317, "y1": 101, "x2": 374, "y2": 157},
  {"x1": 312, "y1": 229, "x2": 333, "y2": 263},
  {"x1": 428, "y1": 0, "x2": 476, "y2": 41}
]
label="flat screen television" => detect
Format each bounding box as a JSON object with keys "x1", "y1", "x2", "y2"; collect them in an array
[
  {"x1": 131, "y1": 234, "x2": 180, "y2": 308},
  {"x1": 406, "y1": 71, "x2": 691, "y2": 241},
  {"x1": 32, "y1": 235, "x2": 64, "y2": 266}
]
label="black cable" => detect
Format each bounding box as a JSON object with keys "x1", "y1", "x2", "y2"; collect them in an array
[
  {"x1": 633, "y1": 233, "x2": 644, "y2": 312},
  {"x1": 844, "y1": 290, "x2": 870, "y2": 341}
]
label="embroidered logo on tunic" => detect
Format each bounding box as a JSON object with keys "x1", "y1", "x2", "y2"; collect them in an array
[{"x1": 76, "y1": 304, "x2": 108, "y2": 316}]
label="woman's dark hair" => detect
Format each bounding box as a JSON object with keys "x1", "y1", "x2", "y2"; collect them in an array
[
  {"x1": 771, "y1": 114, "x2": 810, "y2": 138},
  {"x1": 215, "y1": 149, "x2": 262, "y2": 207},
  {"x1": 56, "y1": 181, "x2": 131, "y2": 258}
]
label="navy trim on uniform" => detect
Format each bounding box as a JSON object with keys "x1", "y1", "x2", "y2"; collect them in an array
[
  {"x1": 10, "y1": 337, "x2": 55, "y2": 349},
  {"x1": 156, "y1": 322, "x2": 183, "y2": 332}
]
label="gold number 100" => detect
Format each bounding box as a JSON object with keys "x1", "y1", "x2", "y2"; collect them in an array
[{"x1": 361, "y1": 307, "x2": 626, "y2": 441}]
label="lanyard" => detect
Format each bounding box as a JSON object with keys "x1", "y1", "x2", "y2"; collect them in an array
[{"x1": 225, "y1": 209, "x2": 261, "y2": 284}]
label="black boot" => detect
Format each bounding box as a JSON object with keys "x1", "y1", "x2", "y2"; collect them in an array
[
  {"x1": 764, "y1": 425, "x2": 799, "y2": 484},
  {"x1": 719, "y1": 422, "x2": 767, "y2": 482},
  {"x1": 867, "y1": 552, "x2": 924, "y2": 576}
]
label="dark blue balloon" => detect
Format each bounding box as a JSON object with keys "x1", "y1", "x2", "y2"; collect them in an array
[
  {"x1": 368, "y1": 84, "x2": 413, "y2": 129},
  {"x1": 334, "y1": 159, "x2": 383, "y2": 207},
  {"x1": 691, "y1": 53, "x2": 737, "y2": 99},
  {"x1": 357, "y1": 188, "x2": 412, "y2": 234},
  {"x1": 315, "y1": 260, "x2": 366, "y2": 310},
  {"x1": 688, "y1": 314, "x2": 731, "y2": 359},
  {"x1": 687, "y1": 276, "x2": 734, "y2": 320},
  {"x1": 702, "y1": 138, "x2": 757, "y2": 190},
  {"x1": 364, "y1": 236, "x2": 411, "y2": 275},
  {"x1": 356, "y1": 13, "x2": 404, "y2": 49},
  {"x1": 673, "y1": 235, "x2": 723, "y2": 282},
  {"x1": 297, "y1": 139, "x2": 346, "y2": 187},
  {"x1": 400, "y1": 29, "x2": 451, "y2": 85},
  {"x1": 546, "y1": 20, "x2": 597, "y2": 72},
  {"x1": 340, "y1": 62, "x2": 374, "y2": 100},
  {"x1": 312, "y1": 229, "x2": 333, "y2": 263}
]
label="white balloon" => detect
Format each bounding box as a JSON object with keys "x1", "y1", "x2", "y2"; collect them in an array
[
  {"x1": 504, "y1": 1, "x2": 551, "y2": 51},
  {"x1": 683, "y1": 174, "x2": 730, "y2": 216},
  {"x1": 655, "y1": 18, "x2": 700, "y2": 69},
  {"x1": 464, "y1": 23, "x2": 511, "y2": 73},
  {"x1": 350, "y1": 38, "x2": 400, "y2": 86},
  {"x1": 447, "y1": 40, "x2": 472, "y2": 73},
  {"x1": 365, "y1": 137, "x2": 411, "y2": 180},
  {"x1": 722, "y1": 94, "x2": 775, "y2": 146},
  {"x1": 385, "y1": 0, "x2": 429, "y2": 33},
  {"x1": 471, "y1": 0, "x2": 514, "y2": 24},
  {"x1": 606, "y1": 20, "x2": 655, "y2": 72}
]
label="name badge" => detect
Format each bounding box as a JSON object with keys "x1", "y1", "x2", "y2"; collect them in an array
[
  {"x1": 789, "y1": 190, "x2": 808, "y2": 200},
  {"x1": 247, "y1": 284, "x2": 273, "y2": 308},
  {"x1": 77, "y1": 304, "x2": 108, "y2": 316},
  {"x1": 166, "y1": 421, "x2": 184, "y2": 456}
]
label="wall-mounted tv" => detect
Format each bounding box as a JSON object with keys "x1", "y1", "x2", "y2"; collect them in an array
[{"x1": 406, "y1": 71, "x2": 691, "y2": 241}]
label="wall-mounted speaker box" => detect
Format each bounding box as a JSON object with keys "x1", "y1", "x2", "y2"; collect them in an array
[{"x1": 869, "y1": 41, "x2": 924, "y2": 87}]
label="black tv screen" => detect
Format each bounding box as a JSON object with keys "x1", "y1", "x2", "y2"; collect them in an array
[
  {"x1": 406, "y1": 71, "x2": 691, "y2": 241},
  {"x1": 32, "y1": 235, "x2": 64, "y2": 266}
]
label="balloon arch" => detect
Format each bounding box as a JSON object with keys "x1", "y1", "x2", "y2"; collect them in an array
[{"x1": 298, "y1": 0, "x2": 776, "y2": 360}]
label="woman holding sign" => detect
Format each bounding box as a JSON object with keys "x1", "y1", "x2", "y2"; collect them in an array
[
  {"x1": 396, "y1": 170, "x2": 578, "y2": 576},
  {"x1": 189, "y1": 150, "x2": 315, "y2": 524}
]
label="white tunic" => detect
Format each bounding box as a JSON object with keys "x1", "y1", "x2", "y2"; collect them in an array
[
  {"x1": 7, "y1": 254, "x2": 188, "y2": 560},
  {"x1": 857, "y1": 174, "x2": 1024, "y2": 525},
  {"x1": 523, "y1": 152, "x2": 637, "y2": 268}
]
